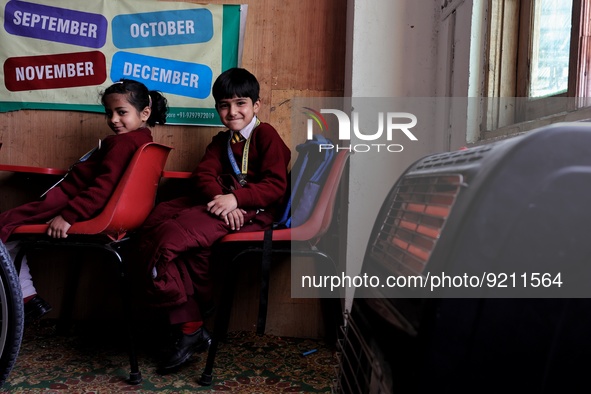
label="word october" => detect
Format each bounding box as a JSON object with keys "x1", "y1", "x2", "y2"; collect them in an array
[{"x1": 112, "y1": 9, "x2": 214, "y2": 49}]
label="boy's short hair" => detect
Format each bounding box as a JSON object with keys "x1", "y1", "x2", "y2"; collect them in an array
[{"x1": 212, "y1": 68, "x2": 260, "y2": 104}]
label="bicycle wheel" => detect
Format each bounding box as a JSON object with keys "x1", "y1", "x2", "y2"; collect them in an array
[{"x1": 0, "y1": 240, "x2": 23, "y2": 387}]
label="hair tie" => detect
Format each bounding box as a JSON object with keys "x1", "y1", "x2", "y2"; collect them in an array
[{"x1": 148, "y1": 95, "x2": 152, "y2": 108}]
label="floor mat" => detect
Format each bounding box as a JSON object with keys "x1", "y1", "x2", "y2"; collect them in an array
[{"x1": 1, "y1": 319, "x2": 337, "y2": 393}]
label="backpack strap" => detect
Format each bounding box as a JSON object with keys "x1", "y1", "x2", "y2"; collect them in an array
[
  {"x1": 40, "y1": 143, "x2": 100, "y2": 198},
  {"x1": 256, "y1": 227, "x2": 274, "y2": 335}
]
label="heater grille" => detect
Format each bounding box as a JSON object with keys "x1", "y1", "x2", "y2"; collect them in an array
[
  {"x1": 333, "y1": 311, "x2": 392, "y2": 394},
  {"x1": 370, "y1": 174, "x2": 463, "y2": 276},
  {"x1": 414, "y1": 145, "x2": 492, "y2": 170}
]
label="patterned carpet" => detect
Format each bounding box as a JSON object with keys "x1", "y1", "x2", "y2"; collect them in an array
[{"x1": 0, "y1": 319, "x2": 337, "y2": 393}]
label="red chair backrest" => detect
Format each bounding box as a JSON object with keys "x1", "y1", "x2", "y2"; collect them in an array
[
  {"x1": 12, "y1": 142, "x2": 172, "y2": 240},
  {"x1": 291, "y1": 149, "x2": 350, "y2": 244}
]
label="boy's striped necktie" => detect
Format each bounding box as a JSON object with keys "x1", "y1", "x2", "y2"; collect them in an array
[{"x1": 232, "y1": 131, "x2": 245, "y2": 144}]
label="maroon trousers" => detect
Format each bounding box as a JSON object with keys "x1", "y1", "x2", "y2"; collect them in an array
[{"x1": 138, "y1": 196, "x2": 273, "y2": 325}]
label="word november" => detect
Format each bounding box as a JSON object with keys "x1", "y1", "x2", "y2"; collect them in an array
[{"x1": 15, "y1": 62, "x2": 94, "y2": 81}]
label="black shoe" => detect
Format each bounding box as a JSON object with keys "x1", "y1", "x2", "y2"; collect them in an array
[
  {"x1": 159, "y1": 327, "x2": 211, "y2": 372},
  {"x1": 24, "y1": 295, "x2": 52, "y2": 323}
]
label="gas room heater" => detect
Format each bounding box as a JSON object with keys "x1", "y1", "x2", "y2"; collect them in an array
[{"x1": 334, "y1": 122, "x2": 591, "y2": 393}]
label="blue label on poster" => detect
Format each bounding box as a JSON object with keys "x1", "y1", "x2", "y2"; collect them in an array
[
  {"x1": 111, "y1": 52, "x2": 212, "y2": 99},
  {"x1": 112, "y1": 9, "x2": 213, "y2": 49},
  {"x1": 4, "y1": 0, "x2": 107, "y2": 48}
]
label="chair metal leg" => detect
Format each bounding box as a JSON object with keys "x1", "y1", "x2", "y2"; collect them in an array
[
  {"x1": 120, "y1": 280, "x2": 142, "y2": 384},
  {"x1": 110, "y1": 243, "x2": 142, "y2": 385},
  {"x1": 198, "y1": 333, "x2": 217, "y2": 386},
  {"x1": 198, "y1": 256, "x2": 240, "y2": 386},
  {"x1": 123, "y1": 312, "x2": 142, "y2": 384},
  {"x1": 13, "y1": 239, "x2": 143, "y2": 384},
  {"x1": 198, "y1": 244, "x2": 343, "y2": 386},
  {"x1": 256, "y1": 229, "x2": 273, "y2": 336},
  {"x1": 228, "y1": 244, "x2": 275, "y2": 337}
]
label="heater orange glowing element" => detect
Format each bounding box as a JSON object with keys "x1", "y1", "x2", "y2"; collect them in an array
[{"x1": 371, "y1": 174, "x2": 462, "y2": 275}]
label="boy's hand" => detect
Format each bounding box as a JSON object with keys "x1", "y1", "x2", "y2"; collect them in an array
[
  {"x1": 207, "y1": 194, "x2": 239, "y2": 223},
  {"x1": 226, "y1": 208, "x2": 248, "y2": 230},
  {"x1": 46, "y1": 215, "x2": 71, "y2": 238}
]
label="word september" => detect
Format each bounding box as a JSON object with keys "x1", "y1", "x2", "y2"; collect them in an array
[{"x1": 12, "y1": 10, "x2": 98, "y2": 38}]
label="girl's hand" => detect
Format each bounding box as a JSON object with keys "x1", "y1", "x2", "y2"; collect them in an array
[{"x1": 46, "y1": 215, "x2": 72, "y2": 238}]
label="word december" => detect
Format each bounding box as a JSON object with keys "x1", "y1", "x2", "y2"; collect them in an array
[{"x1": 122, "y1": 62, "x2": 199, "y2": 88}]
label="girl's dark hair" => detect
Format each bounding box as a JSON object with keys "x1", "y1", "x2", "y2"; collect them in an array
[
  {"x1": 101, "y1": 79, "x2": 168, "y2": 126},
  {"x1": 212, "y1": 68, "x2": 260, "y2": 104}
]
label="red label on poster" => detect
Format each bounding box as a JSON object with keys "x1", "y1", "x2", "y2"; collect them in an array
[{"x1": 4, "y1": 51, "x2": 106, "y2": 91}]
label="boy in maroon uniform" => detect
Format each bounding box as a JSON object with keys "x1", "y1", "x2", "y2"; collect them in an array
[{"x1": 137, "y1": 68, "x2": 290, "y2": 372}]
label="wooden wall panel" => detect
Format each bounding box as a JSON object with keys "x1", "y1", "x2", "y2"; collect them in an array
[
  {"x1": 271, "y1": 1, "x2": 347, "y2": 91},
  {"x1": 0, "y1": 0, "x2": 347, "y2": 339},
  {"x1": 0, "y1": 110, "x2": 105, "y2": 168}
]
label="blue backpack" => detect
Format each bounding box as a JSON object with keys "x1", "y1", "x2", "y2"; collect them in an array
[{"x1": 276, "y1": 135, "x2": 335, "y2": 228}]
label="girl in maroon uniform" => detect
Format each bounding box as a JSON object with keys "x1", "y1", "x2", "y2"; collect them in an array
[{"x1": 0, "y1": 79, "x2": 168, "y2": 323}]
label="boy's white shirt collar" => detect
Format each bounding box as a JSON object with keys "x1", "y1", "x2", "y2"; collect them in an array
[{"x1": 235, "y1": 116, "x2": 258, "y2": 139}]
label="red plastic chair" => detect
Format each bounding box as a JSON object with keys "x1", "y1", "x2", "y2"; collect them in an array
[
  {"x1": 199, "y1": 149, "x2": 351, "y2": 386},
  {"x1": 9, "y1": 142, "x2": 172, "y2": 385}
]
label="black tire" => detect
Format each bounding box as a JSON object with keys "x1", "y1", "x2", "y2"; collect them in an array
[{"x1": 0, "y1": 241, "x2": 24, "y2": 387}]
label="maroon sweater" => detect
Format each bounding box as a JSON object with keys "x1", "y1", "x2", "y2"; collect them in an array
[
  {"x1": 192, "y1": 122, "x2": 290, "y2": 215},
  {"x1": 59, "y1": 127, "x2": 153, "y2": 224}
]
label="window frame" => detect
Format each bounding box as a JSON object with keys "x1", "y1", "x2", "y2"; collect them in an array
[{"x1": 482, "y1": 0, "x2": 591, "y2": 137}]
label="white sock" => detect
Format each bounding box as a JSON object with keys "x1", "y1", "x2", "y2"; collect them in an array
[{"x1": 5, "y1": 241, "x2": 37, "y2": 299}]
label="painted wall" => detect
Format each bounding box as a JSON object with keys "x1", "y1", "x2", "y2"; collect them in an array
[{"x1": 343, "y1": 0, "x2": 482, "y2": 307}]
